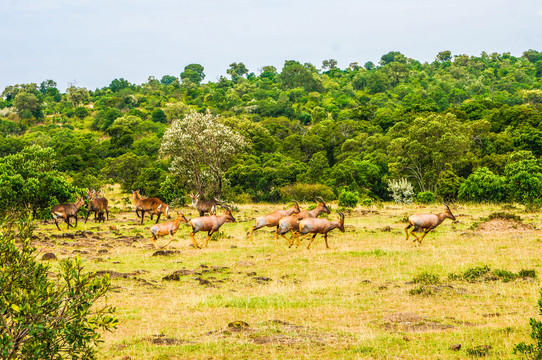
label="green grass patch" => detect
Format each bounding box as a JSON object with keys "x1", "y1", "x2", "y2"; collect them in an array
[
  {"x1": 342, "y1": 249, "x2": 401, "y2": 257},
  {"x1": 196, "y1": 294, "x2": 310, "y2": 309}
]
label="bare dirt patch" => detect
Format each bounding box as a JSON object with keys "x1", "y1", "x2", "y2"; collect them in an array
[
  {"x1": 382, "y1": 312, "x2": 454, "y2": 333},
  {"x1": 476, "y1": 219, "x2": 534, "y2": 232}
]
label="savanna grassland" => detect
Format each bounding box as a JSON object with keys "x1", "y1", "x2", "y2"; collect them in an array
[{"x1": 32, "y1": 189, "x2": 542, "y2": 359}]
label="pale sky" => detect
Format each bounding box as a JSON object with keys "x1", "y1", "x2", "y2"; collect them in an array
[{"x1": 1, "y1": 0, "x2": 541, "y2": 92}]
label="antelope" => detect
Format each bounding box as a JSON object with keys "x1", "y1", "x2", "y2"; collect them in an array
[
  {"x1": 149, "y1": 212, "x2": 189, "y2": 249},
  {"x1": 247, "y1": 201, "x2": 300, "y2": 244},
  {"x1": 189, "y1": 206, "x2": 236, "y2": 248},
  {"x1": 295, "y1": 212, "x2": 345, "y2": 250},
  {"x1": 189, "y1": 193, "x2": 218, "y2": 216},
  {"x1": 404, "y1": 204, "x2": 456, "y2": 245},
  {"x1": 277, "y1": 197, "x2": 331, "y2": 245},
  {"x1": 51, "y1": 196, "x2": 86, "y2": 231},
  {"x1": 85, "y1": 190, "x2": 109, "y2": 223},
  {"x1": 132, "y1": 190, "x2": 171, "y2": 225}
]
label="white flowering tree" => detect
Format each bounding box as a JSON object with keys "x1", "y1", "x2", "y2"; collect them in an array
[
  {"x1": 159, "y1": 110, "x2": 249, "y2": 197},
  {"x1": 387, "y1": 178, "x2": 415, "y2": 204}
]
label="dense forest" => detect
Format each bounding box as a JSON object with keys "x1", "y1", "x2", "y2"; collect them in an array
[{"x1": 1, "y1": 50, "x2": 542, "y2": 217}]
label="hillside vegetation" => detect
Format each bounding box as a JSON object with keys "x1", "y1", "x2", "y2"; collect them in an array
[{"x1": 1, "y1": 50, "x2": 542, "y2": 214}]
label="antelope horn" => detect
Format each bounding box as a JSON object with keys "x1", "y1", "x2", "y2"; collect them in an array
[
  {"x1": 443, "y1": 203, "x2": 451, "y2": 211},
  {"x1": 316, "y1": 196, "x2": 325, "y2": 203},
  {"x1": 292, "y1": 200, "x2": 299, "y2": 206},
  {"x1": 338, "y1": 212, "x2": 345, "y2": 221}
]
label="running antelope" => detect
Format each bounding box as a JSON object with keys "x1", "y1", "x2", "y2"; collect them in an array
[
  {"x1": 132, "y1": 190, "x2": 171, "y2": 225},
  {"x1": 296, "y1": 212, "x2": 345, "y2": 250},
  {"x1": 149, "y1": 212, "x2": 189, "y2": 249},
  {"x1": 51, "y1": 196, "x2": 86, "y2": 231},
  {"x1": 277, "y1": 197, "x2": 330, "y2": 245},
  {"x1": 85, "y1": 190, "x2": 109, "y2": 223},
  {"x1": 248, "y1": 201, "x2": 300, "y2": 244},
  {"x1": 189, "y1": 206, "x2": 236, "y2": 248},
  {"x1": 405, "y1": 204, "x2": 456, "y2": 245}
]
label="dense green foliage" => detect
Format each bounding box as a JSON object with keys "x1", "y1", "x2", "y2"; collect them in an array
[
  {"x1": 1, "y1": 50, "x2": 542, "y2": 208},
  {"x1": 0, "y1": 216, "x2": 117, "y2": 359}
]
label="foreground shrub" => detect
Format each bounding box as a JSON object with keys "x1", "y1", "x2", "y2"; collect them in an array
[
  {"x1": 0, "y1": 215, "x2": 117, "y2": 359},
  {"x1": 514, "y1": 288, "x2": 542, "y2": 359}
]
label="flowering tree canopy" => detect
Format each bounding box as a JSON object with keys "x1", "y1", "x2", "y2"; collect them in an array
[{"x1": 159, "y1": 110, "x2": 249, "y2": 197}]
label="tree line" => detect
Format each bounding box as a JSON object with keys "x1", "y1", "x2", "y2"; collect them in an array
[{"x1": 1, "y1": 49, "x2": 542, "y2": 216}]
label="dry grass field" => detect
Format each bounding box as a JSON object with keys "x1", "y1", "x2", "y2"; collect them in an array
[{"x1": 31, "y1": 189, "x2": 542, "y2": 359}]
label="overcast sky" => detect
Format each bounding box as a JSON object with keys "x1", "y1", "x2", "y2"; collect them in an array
[{"x1": 1, "y1": 0, "x2": 541, "y2": 92}]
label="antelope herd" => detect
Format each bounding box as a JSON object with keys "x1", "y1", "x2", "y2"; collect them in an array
[{"x1": 49, "y1": 190, "x2": 457, "y2": 250}]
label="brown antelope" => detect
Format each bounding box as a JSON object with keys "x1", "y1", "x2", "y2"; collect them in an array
[
  {"x1": 405, "y1": 204, "x2": 456, "y2": 245},
  {"x1": 248, "y1": 201, "x2": 300, "y2": 244},
  {"x1": 295, "y1": 212, "x2": 345, "y2": 250},
  {"x1": 132, "y1": 190, "x2": 171, "y2": 225},
  {"x1": 277, "y1": 197, "x2": 330, "y2": 245},
  {"x1": 149, "y1": 212, "x2": 189, "y2": 249},
  {"x1": 51, "y1": 196, "x2": 86, "y2": 231},
  {"x1": 189, "y1": 193, "x2": 218, "y2": 216},
  {"x1": 189, "y1": 206, "x2": 236, "y2": 248},
  {"x1": 85, "y1": 190, "x2": 109, "y2": 223}
]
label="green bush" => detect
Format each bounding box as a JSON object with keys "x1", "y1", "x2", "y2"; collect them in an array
[
  {"x1": 514, "y1": 288, "x2": 542, "y2": 358},
  {"x1": 412, "y1": 271, "x2": 440, "y2": 285},
  {"x1": 278, "y1": 183, "x2": 334, "y2": 203},
  {"x1": 0, "y1": 215, "x2": 117, "y2": 359},
  {"x1": 338, "y1": 190, "x2": 359, "y2": 208},
  {"x1": 416, "y1": 191, "x2": 435, "y2": 204},
  {"x1": 458, "y1": 167, "x2": 507, "y2": 203}
]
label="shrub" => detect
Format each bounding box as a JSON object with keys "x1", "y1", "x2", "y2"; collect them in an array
[
  {"x1": 0, "y1": 215, "x2": 117, "y2": 359},
  {"x1": 387, "y1": 178, "x2": 414, "y2": 204},
  {"x1": 278, "y1": 183, "x2": 334, "y2": 203},
  {"x1": 412, "y1": 271, "x2": 440, "y2": 285},
  {"x1": 338, "y1": 190, "x2": 359, "y2": 208},
  {"x1": 486, "y1": 212, "x2": 522, "y2": 222},
  {"x1": 519, "y1": 269, "x2": 537, "y2": 278},
  {"x1": 360, "y1": 198, "x2": 373, "y2": 207},
  {"x1": 458, "y1": 167, "x2": 507, "y2": 203},
  {"x1": 514, "y1": 288, "x2": 542, "y2": 359},
  {"x1": 416, "y1": 191, "x2": 436, "y2": 204}
]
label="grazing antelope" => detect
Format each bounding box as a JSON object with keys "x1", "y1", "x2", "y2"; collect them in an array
[
  {"x1": 85, "y1": 190, "x2": 109, "y2": 223},
  {"x1": 277, "y1": 197, "x2": 331, "y2": 245},
  {"x1": 149, "y1": 212, "x2": 189, "y2": 249},
  {"x1": 51, "y1": 196, "x2": 86, "y2": 231},
  {"x1": 132, "y1": 190, "x2": 171, "y2": 225},
  {"x1": 189, "y1": 193, "x2": 218, "y2": 216},
  {"x1": 248, "y1": 201, "x2": 300, "y2": 244},
  {"x1": 189, "y1": 206, "x2": 236, "y2": 248},
  {"x1": 405, "y1": 204, "x2": 456, "y2": 245},
  {"x1": 295, "y1": 212, "x2": 345, "y2": 250}
]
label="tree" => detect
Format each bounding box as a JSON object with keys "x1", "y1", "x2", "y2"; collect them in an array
[
  {"x1": 0, "y1": 145, "x2": 78, "y2": 218},
  {"x1": 180, "y1": 64, "x2": 205, "y2": 84},
  {"x1": 436, "y1": 50, "x2": 452, "y2": 62},
  {"x1": 388, "y1": 113, "x2": 472, "y2": 192},
  {"x1": 458, "y1": 167, "x2": 507, "y2": 203},
  {"x1": 13, "y1": 92, "x2": 41, "y2": 119},
  {"x1": 109, "y1": 78, "x2": 131, "y2": 92},
  {"x1": 227, "y1": 62, "x2": 248, "y2": 82},
  {"x1": 151, "y1": 108, "x2": 167, "y2": 123},
  {"x1": 322, "y1": 59, "x2": 338, "y2": 70},
  {"x1": 160, "y1": 110, "x2": 249, "y2": 197},
  {"x1": 0, "y1": 216, "x2": 117, "y2": 359},
  {"x1": 160, "y1": 75, "x2": 177, "y2": 85},
  {"x1": 66, "y1": 86, "x2": 89, "y2": 107}
]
